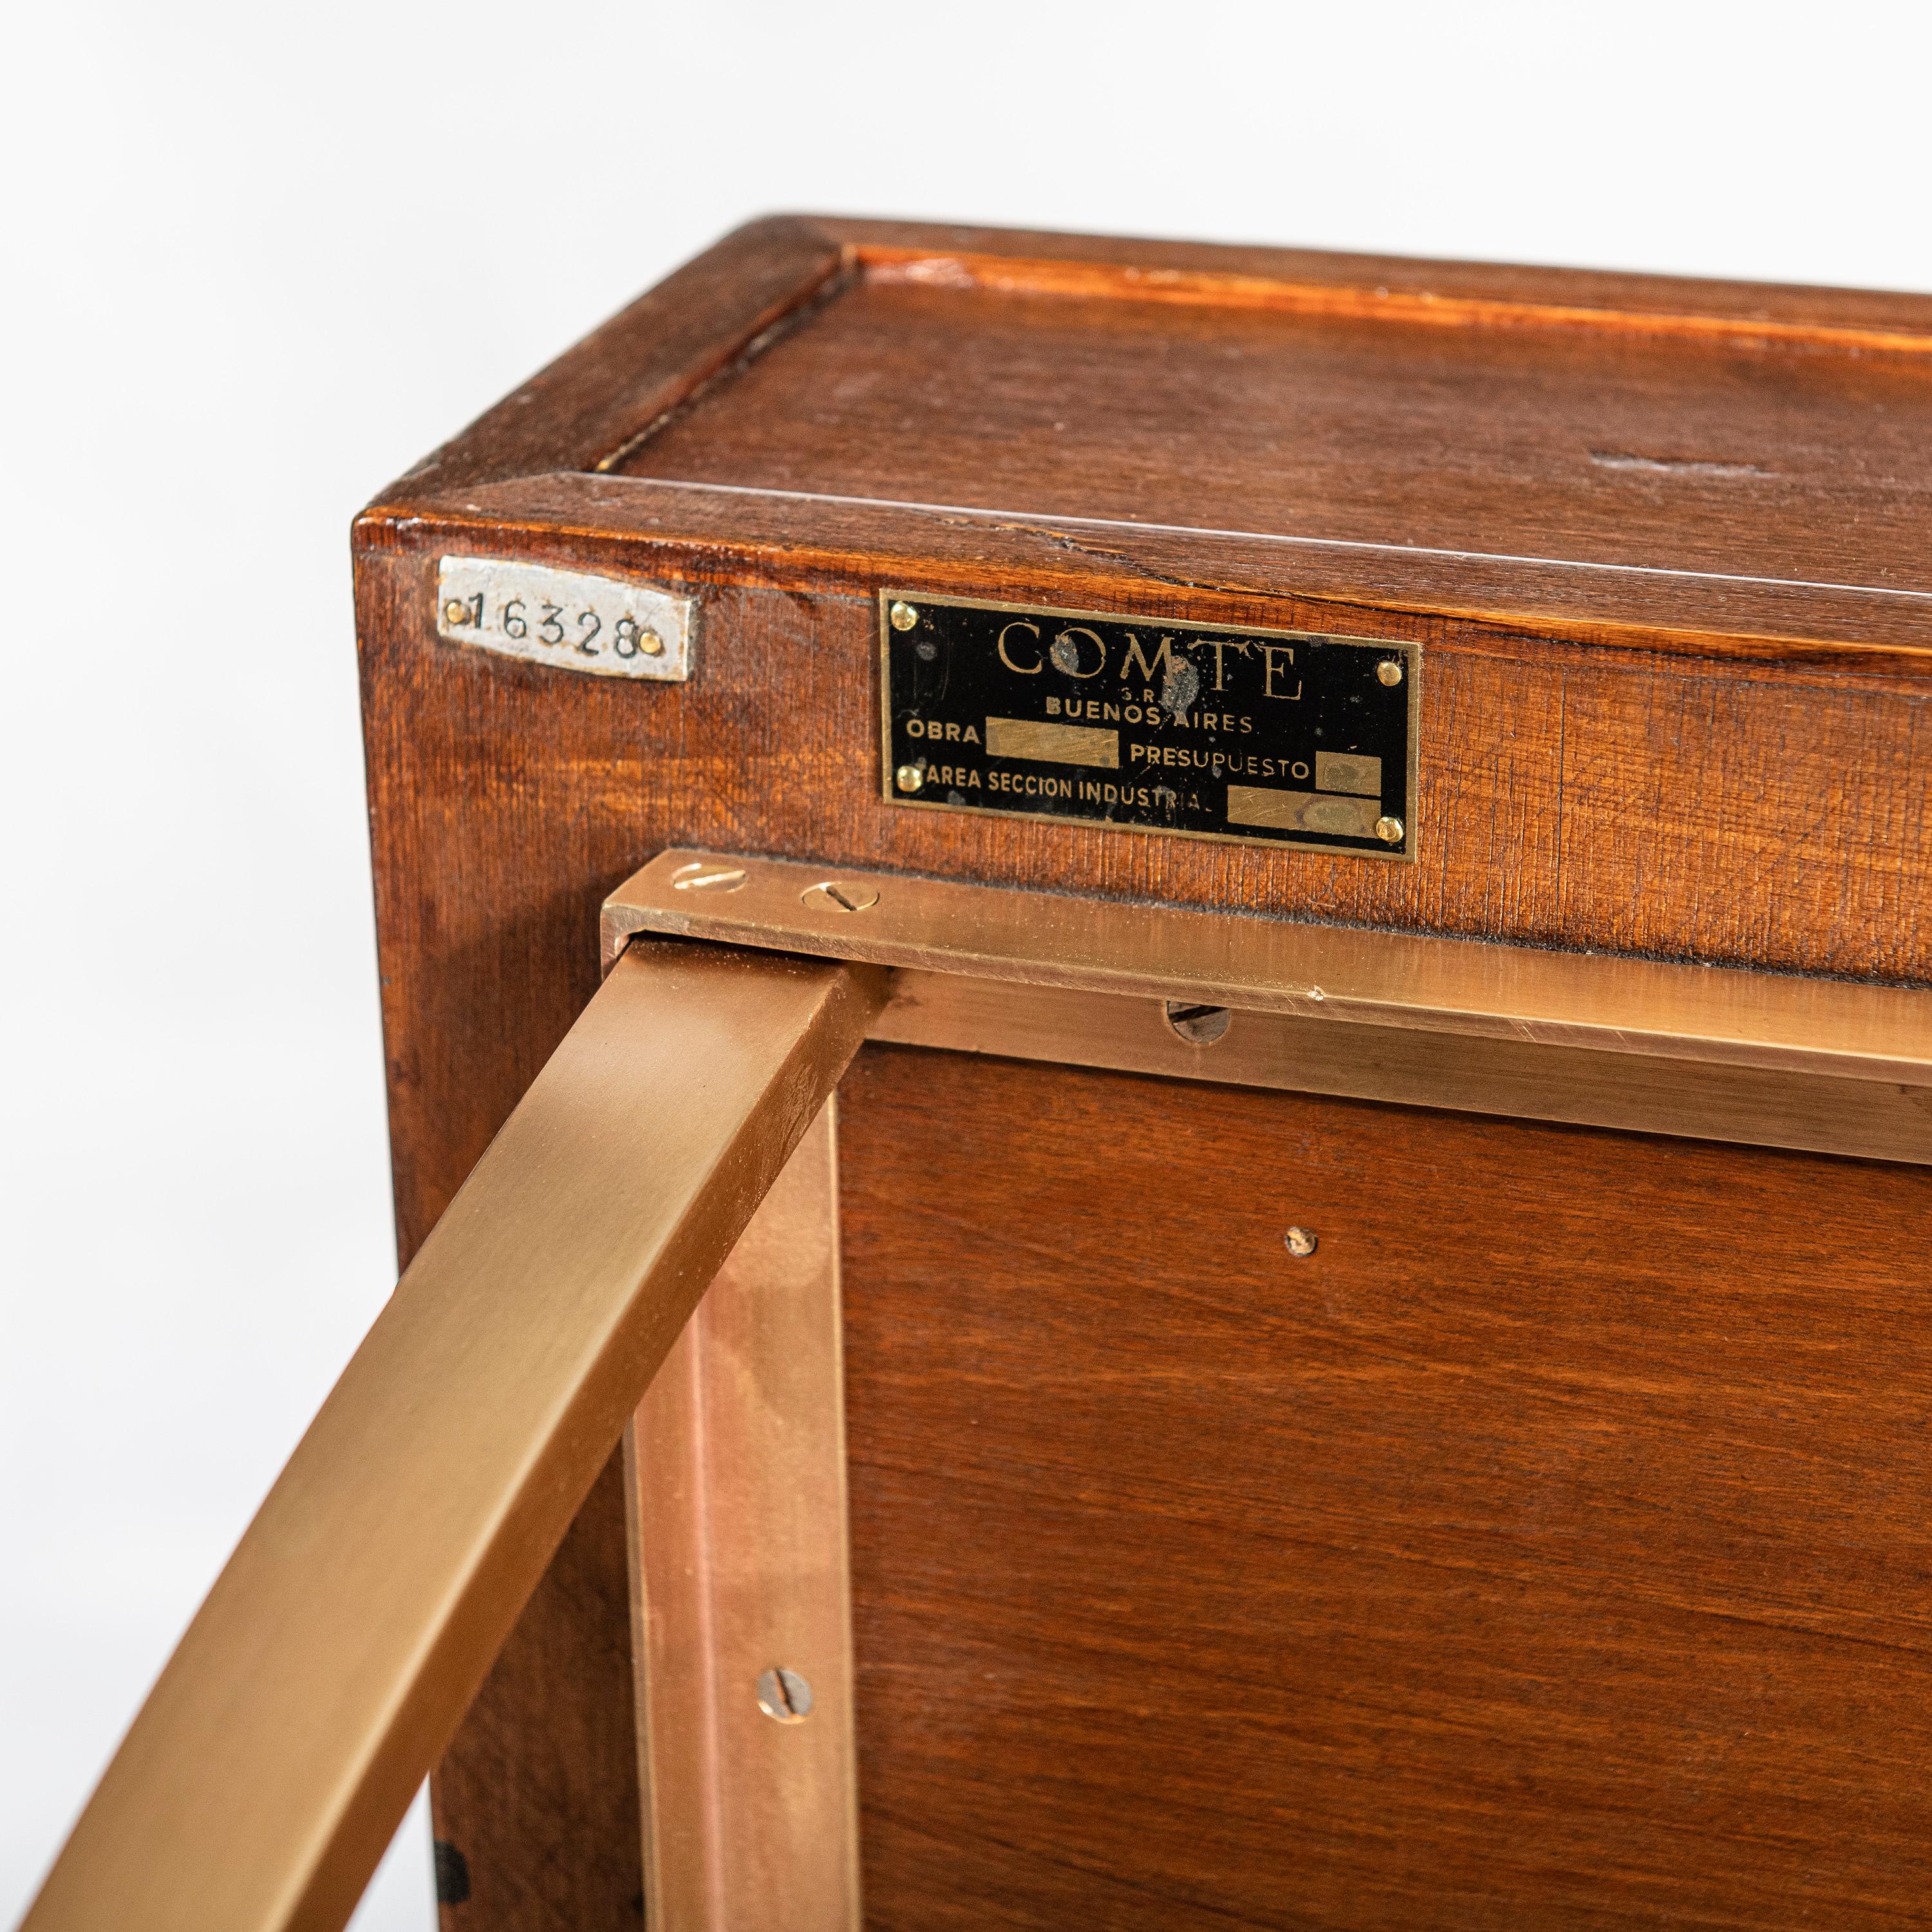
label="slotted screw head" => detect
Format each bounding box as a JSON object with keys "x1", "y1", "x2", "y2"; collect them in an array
[
  {"x1": 896, "y1": 763, "x2": 925, "y2": 792},
  {"x1": 801, "y1": 880, "x2": 880, "y2": 913},
  {"x1": 889, "y1": 600, "x2": 920, "y2": 632},
  {"x1": 1164, "y1": 1000, "x2": 1231, "y2": 1046},
  {"x1": 1375, "y1": 816, "x2": 1405, "y2": 844},
  {"x1": 757, "y1": 1666, "x2": 814, "y2": 1723},
  {"x1": 670, "y1": 861, "x2": 748, "y2": 893},
  {"x1": 1376, "y1": 659, "x2": 1404, "y2": 687},
  {"x1": 1284, "y1": 1227, "x2": 1318, "y2": 1256}
]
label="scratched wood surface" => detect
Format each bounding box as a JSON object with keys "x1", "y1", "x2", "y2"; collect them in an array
[
  {"x1": 379, "y1": 214, "x2": 1932, "y2": 661},
  {"x1": 617, "y1": 273, "x2": 1932, "y2": 594},
  {"x1": 352, "y1": 216, "x2": 1932, "y2": 1931},
  {"x1": 839, "y1": 1046, "x2": 1932, "y2": 1930}
]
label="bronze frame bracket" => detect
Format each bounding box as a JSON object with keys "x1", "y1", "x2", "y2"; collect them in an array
[
  {"x1": 607, "y1": 849, "x2": 1930, "y2": 1926},
  {"x1": 607, "y1": 850, "x2": 1932, "y2": 1166}
]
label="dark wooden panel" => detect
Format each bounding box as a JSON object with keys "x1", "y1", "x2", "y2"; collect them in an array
[
  {"x1": 619, "y1": 275, "x2": 1932, "y2": 593},
  {"x1": 369, "y1": 219, "x2": 1932, "y2": 664},
  {"x1": 402, "y1": 215, "x2": 845, "y2": 496},
  {"x1": 357, "y1": 218, "x2": 1932, "y2": 1932},
  {"x1": 431, "y1": 1450, "x2": 641, "y2": 1932},
  {"x1": 838, "y1": 1046, "x2": 1932, "y2": 1929},
  {"x1": 357, "y1": 557, "x2": 1930, "y2": 1271}
]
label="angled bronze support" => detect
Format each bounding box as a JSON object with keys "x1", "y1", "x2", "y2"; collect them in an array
[{"x1": 23, "y1": 940, "x2": 886, "y2": 1932}]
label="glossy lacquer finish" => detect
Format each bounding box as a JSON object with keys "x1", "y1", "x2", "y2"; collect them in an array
[
  {"x1": 347, "y1": 217, "x2": 1931, "y2": 1928},
  {"x1": 839, "y1": 1049, "x2": 1932, "y2": 1931}
]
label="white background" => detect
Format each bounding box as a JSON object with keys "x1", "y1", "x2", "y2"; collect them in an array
[{"x1": 5, "y1": 5, "x2": 1929, "y2": 1926}]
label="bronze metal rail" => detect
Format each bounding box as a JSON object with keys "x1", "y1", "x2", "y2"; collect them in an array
[
  {"x1": 607, "y1": 853, "x2": 1932, "y2": 1165},
  {"x1": 23, "y1": 850, "x2": 1926, "y2": 1932},
  {"x1": 608, "y1": 852, "x2": 1931, "y2": 1080},
  {"x1": 23, "y1": 940, "x2": 885, "y2": 1932}
]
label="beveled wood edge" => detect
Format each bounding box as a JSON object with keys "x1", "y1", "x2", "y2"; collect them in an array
[
  {"x1": 855, "y1": 243, "x2": 1932, "y2": 355},
  {"x1": 355, "y1": 210, "x2": 1932, "y2": 506},
  {"x1": 804, "y1": 214, "x2": 1932, "y2": 343},
  {"x1": 350, "y1": 214, "x2": 1932, "y2": 673},
  {"x1": 21, "y1": 943, "x2": 887, "y2": 1932},
  {"x1": 361, "y1": 216, "x2": 851, "y2": 500},
  {"x1": 352, "y1": 471, "x2": 1932, "y2": 679}
]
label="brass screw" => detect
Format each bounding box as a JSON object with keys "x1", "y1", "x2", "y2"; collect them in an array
[
  {"x1": 636, "y1": 627, "x2": 665, "y2": 656},
  {"x1": 443, "y1": 599, "x2": 469, "y2": 625},
  {"x1": 802, "y1": 881, "x2": 880, "y2": 913},
  {"x1": 896, "y1": 763, "x2": 924, "y2": 793},
  {"x1": 1375, "y1": 816, "x2": 1405, "y2": 844},
  {"x1": 1284, "y1": 1227, "x2": 1318, "y2": 1257},
  {"x1": 670, "y1": 862, "x2": 748, "y2": 893},
  {"x1": 1164, "y1": 1000, "x2": 1231, "y2": 1046},
  {"x1": 756, "y1": 1667, "x2": 813, "y2": 1724},
  {"x1": 1376, "y1": 659, "x2": 1404, "y2": 687},
  {"x1": 889, "y1": 600, "x2": 919, "y2": 632}
]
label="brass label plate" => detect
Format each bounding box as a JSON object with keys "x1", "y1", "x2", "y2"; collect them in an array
[{"x1": 878, "y1": 593, "x2": 1418, "y2": 860}]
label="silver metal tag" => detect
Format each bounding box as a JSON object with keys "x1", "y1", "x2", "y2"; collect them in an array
[{"x1": 436, "y1": 557, "x2": 694, "y2": 681}]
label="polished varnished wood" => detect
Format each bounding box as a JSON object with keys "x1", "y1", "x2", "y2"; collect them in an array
[
  {"x1": 838, "y1": 1046, "x2": 1932, "y2": 1929},
  {"x1": 616, "y1": 275, "x2": 1932, "y2": 595},
  {"x1": 359, "y1": 217, "x2": 1932, "y2": 1019},
  {"x1": 373, "y1": 214, "x2": 1932, "y2": 665},
  {"x1": 356, "y1": 566, "x2": 1931, "y2": 1027},
  {"x1": 352, "y1": 217, "x2": 1931, "y2": 1929}
]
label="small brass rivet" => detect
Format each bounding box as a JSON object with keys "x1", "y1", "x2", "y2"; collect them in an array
[
  {"x1": 896, "y1": 763, "x2": 925, "y2": 792},
  {"x1": 1376, "y1": 659, "x2": 1404, "y2": 687},
  {"x1": 637, "y1": 628, "x2": 665, "y2": 656},
  {"x1": 1284, "y1": 1227, "x2": 1318, "y2": 1257},
  {"x1": 889, "y1": 600, "x2": 919, "y2": 632},
  {"x1": 670, "y1": 862, "x2": 748, "y2": 893},
  {"x1": 1375, "y1": 815, "x2": 1405, "y2": 844},
  {"x1": 802, "y1": 881, "x2": 880, "y2": 914},
  {"x1": 443, "y1": 600, "x2": 468, "y2": 625},
  {"x1": 755, "y1": 1666, "x2": 813, "y2": 1724}
]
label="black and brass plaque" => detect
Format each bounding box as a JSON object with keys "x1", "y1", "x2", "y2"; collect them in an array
[{"x1": 879, "y1": 593, "x2": 1418, "y2": 859}]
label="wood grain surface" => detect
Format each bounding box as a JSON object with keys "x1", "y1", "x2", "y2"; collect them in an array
[
  {"x1": 354, "y1": 216, "x2": 1932, "y2": 1931},
  {"x1": 808, "y1": 216, "x2": 1932, "y2": 342},
  {"x1": 616, "y1": 274, "x2": 1932, "y2": 595},
  {"x1": 368, "y1": 214, "x2": 1932, "y2": 662},
  {"x1": 357, "y1": 557, "x2": 1931, "y2": 1099},
  {"x1": 838, "y1": 1046, "x2": 1932, "y2": 1930}
]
